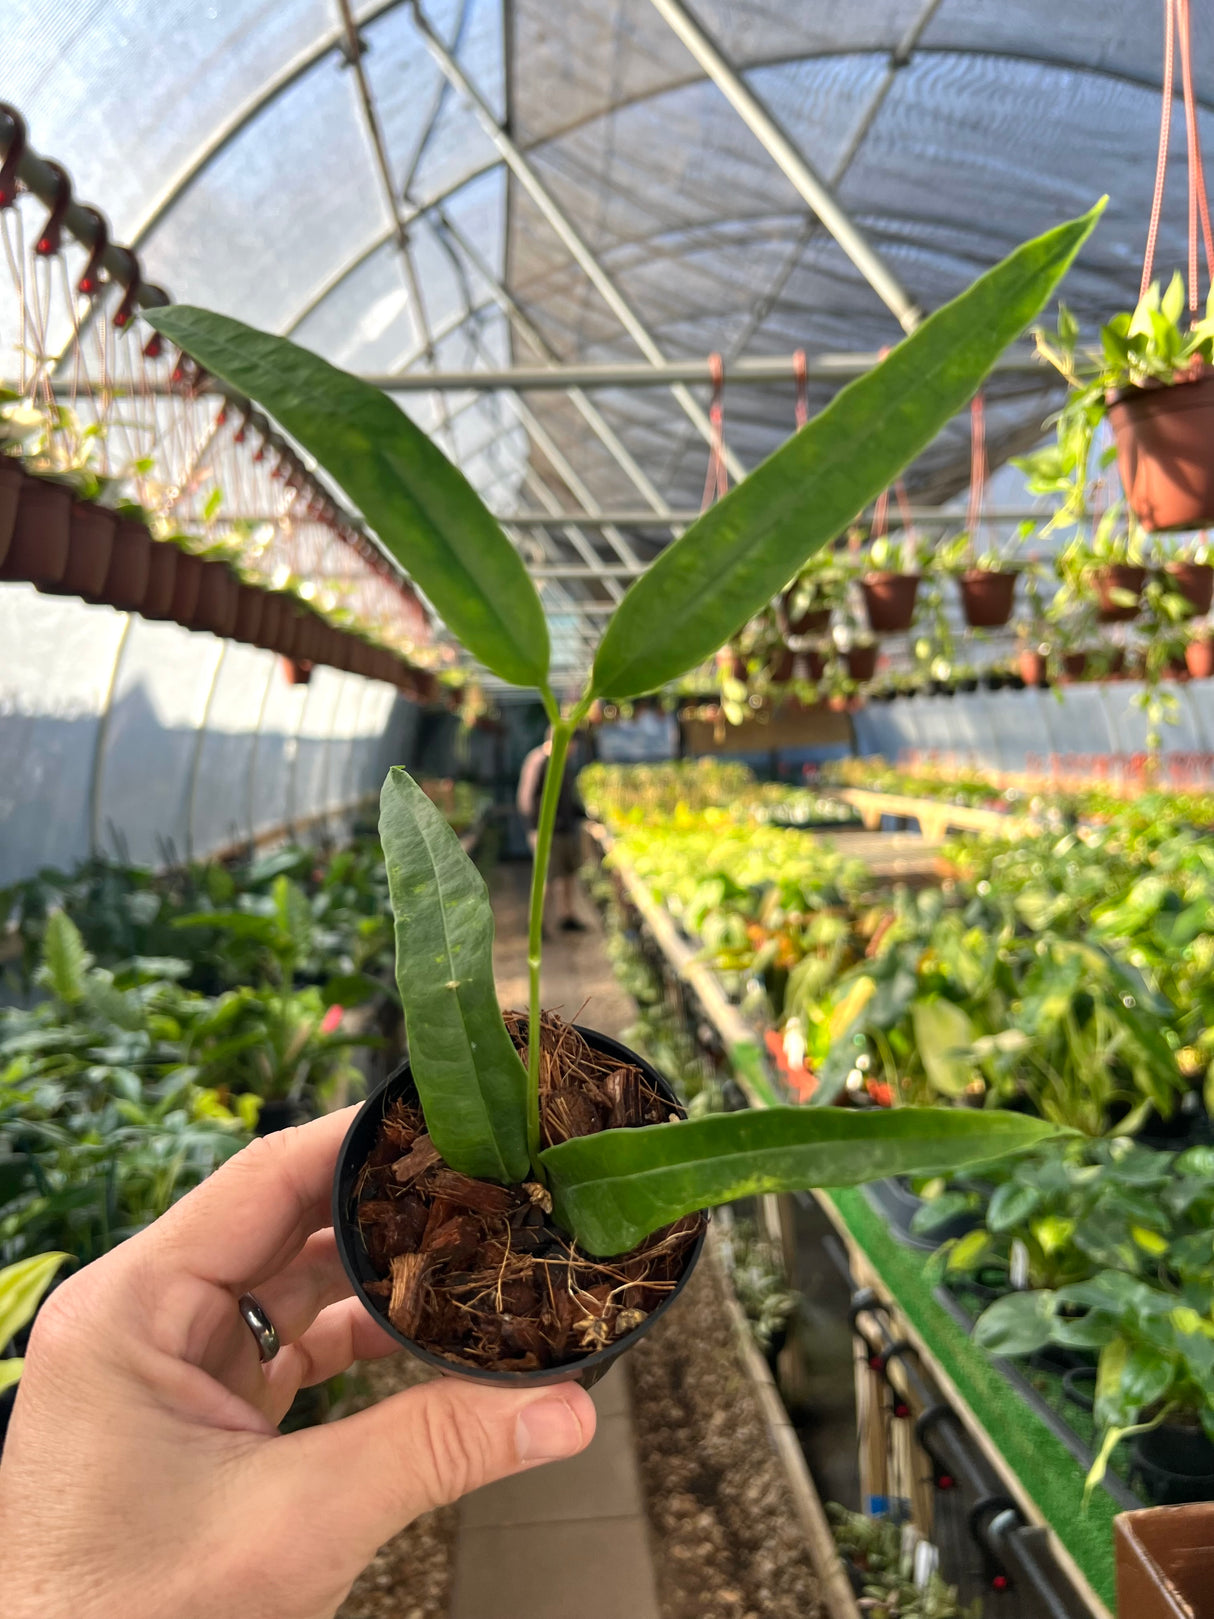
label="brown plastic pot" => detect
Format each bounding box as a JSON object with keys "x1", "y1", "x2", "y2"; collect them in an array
[
  {"x1": 0, "y1": 476, "x2": 72, "y2": 584},
  {"x1": 1061, "y1": 651, "x2": 1089, "y2": 682},
  {"x1": 169, "y1": 552, "x2": 204, "y2": 625},
  {"x1": 277, "y1": 605, "x2": 307, "y2": 660},
  {"x1": 861, "y1": 572, "x2": 920, "y2": 634},
  {"x1": 1186, "y1": 636, "x2": 1214, "y2": 679},
  {"x1": 332, "y1": 1026, "x2": 705, "y2": 1390},
  {"x1": 1109, "y1": 371, "x2": 1214, "y2": 531},
  {"x1": 194, "y1": 562, "x2": 239, "y2": 638},
  {"x1": 232, "y1": 585, "x2": 265, "y2": 644},
  {"x1": 1165, "y1": 560, "x2": 1214, "y2": 617},
  {"x1": 1019, "y1": 648, "x2": 1049, "y2": 688},
  {"x1": 771, "y1": 647, "x2": 826, "y2": 683},
  {"x1": 140, "y1": 540, "x2": 179, "y2": 619},
  {"x1": 782, "y1": 590, "x2": 832, "y2": 637},
  {"x1": 1094, "y1": 564, "x2": 1147, "y2": 623},
  {"x1": 0, "y1": 460, "x2": 24, "y2": 566},
  {"x1": 959, "y1": 569, "x2": 1017, "y2": 628},
  {"x1": 49, "y1": 501, "x2": 115, "y2": 598},
  {"x1": 99, "y1": 518, "x2": 152, "y2": 610},
  {"x1": 846, "y1": 643, "x2": 878, "y2": 683},
  {"x1": 251, "y1": 592, "x2": 284, "y2": 651}
]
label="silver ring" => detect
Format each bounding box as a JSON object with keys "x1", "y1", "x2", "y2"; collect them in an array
[{"x1": 238, "y1": 1293, "x2": 280, "y2": 1362}]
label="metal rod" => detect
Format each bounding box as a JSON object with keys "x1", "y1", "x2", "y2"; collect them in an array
[
  {"x1": 646, "y1": 0, "x2": 923, "y2": 332},
  {"x1": 405, "y1": 0, "x2": 747, "y2": 481},
  {"x1": 512, "y1": 505, "x2": 1049, "y2": 535}
]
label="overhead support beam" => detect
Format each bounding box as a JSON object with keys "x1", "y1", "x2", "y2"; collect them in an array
[
  {"x1": 646, "y1": 0, "x2": 923, "y2": 333},
  {"x1": 512, "y1": 507, "x2": 1049, "y2": 538},
  {"x1": 406, "y1": 0, "x2": 747, "y2": 481},
  {"x1": 359, "y1": 348, "x2": 1043, "y2": 390}
]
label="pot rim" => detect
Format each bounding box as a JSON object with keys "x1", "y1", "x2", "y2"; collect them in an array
[
  {"x1": 1107, "y1": 367, "x2": 1214, "y2": 410},
  {"x1": 332, "y1": 1022, "x2": 708, "y2": 1387}
]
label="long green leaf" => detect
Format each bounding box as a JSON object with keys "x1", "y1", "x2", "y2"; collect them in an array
[
  {"x1": 542, "y1": 1106, "x2": 1067, "y2": 1256},
  {"x1": 590, "y1": 202, "x2": 1105, "y2": 698},
  {"x1": 0, "y1": 1250, "x2": 71, "y2": 1349},
  {"x1": 145, "y1": 306, "x2": 550, "y2": 690},
  {"x1": 380, "y1": 767, "x2": 529, "y2": 1183}
]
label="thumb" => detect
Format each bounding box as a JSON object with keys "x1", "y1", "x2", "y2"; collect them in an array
[{"x1": 278, "y1": 1377, "x2": 596, "y2": 1555}]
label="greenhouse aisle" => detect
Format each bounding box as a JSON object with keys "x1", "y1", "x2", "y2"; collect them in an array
[{"x1": 447, "y1": 863, "x2": 659, "y2": 1619}]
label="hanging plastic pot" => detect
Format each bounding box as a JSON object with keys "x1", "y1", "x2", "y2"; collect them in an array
[
  {"x1": 1094, "y1": 564, "x2": 1147, "y2": 623},
  {"x1": 846, "y1": 643, "x2": 878, "y2": 683},
  {"x1": 169, "y1": 551, "x2": 204, "y2": 625},
  {"x1": 251, "y1": 592, "x2": 284, "y2": 652},
  {"x1": 0, "y1": 476, "x2": 72, "y2": 585},
  {"x1": 94, "y1": 516, "x2": 150, "y2": 610},
  {"x1": 140, "y1": 539, "x2": 180, "y2": 620},
  {"x1": 277, "y1": 604, "x2": 307, "y2": 660},
  {"x1": 861, "y1": 572, "x2": 920, "y2": 634},
  {"x1": 1061, "y1": 651, "x2": 1090, "y2": 682},
  {"x1": 959, "y1": 569, "x2": 1017, "y2": 628},
  {"x1": 1018, "y1": 648, "x2": 1049, "y2": 688},
  {"x1": 194, "y1": 561, "x2": 239, "y2": 638},
  {"x1": 781, "y1": 588, "x2": 832, "y2": 637},
  {"x1": 1165, "y1": 560, "x2": 1214, "y2": 616},
  {"x1": 1186, "y1": 635, "x2": 1214, "y2": 679},
  {"x1": 770, "y1": 647, "x2": 826, "y2": 682},
  {"x1": 0, "y1": 460, "x2": 25, "y2": 566},
  {"x1": 232, "y1": 584, "x2": 265, "y2": 644},
  {"x1": 1109, "y1": 373, "x2": 1214, "y2": 532},
  {"x1": 44, "y1": 501, "x2": 115, "y2": 599},
  {"x1": 282, "y1": 655, "x2": 313, "y2": 686}
]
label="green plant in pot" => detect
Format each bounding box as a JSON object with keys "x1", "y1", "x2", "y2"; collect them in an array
[
  {"x1": 860, "y1": 528, "x2": 927, "y2": 635},
  {"x1": 146, "y1": 205, "x2": 1098, "y2": 1384},
  {"x1": 935, "y1": 526, "x2": 1024, "y2": 629},
  {"x1": 1025, "y1": 276, "x2": 1214, "y2": 532}
]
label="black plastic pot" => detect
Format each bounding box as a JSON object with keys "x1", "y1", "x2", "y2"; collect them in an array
[
  {"x1": 256, "y1": 1098, "x2": 311, "y2": 1135},
  {"x1": 863, "y1": 1176, "x2": 980, "y2": 1251},
  {"x1": 1133, "y1": 1423, "x2": 1214, "y2": 1506},
  {"x1": 333, "y1": 1025, "x2": 706, "y2": 1388},
  {"x1": 1062, "y1": 1365, "x2": 1097, "y2": 1412}
]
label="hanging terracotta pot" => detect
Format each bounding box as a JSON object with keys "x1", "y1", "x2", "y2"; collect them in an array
[
  {"x1": 0, "y1": 476, "x2": 72, "y2": 585},
  {"x1": 1061, "y1": 651, "x2": 1090, "y2": 682},
  {"x1": 232, "y1": 584, "x2": 265, "y2": 644},
  {"x1": 1164, "y1": 560, "x2": 1214, "y2": 616},
  {"x1": 861, "y1": 572, "x2": 920, "y2": 634},
  {"x1": 169, "y1": 551, "x2": 204, "y2": 625},
  {"x1": 1186, "y1": 635, "x2": 1214, "y2": 679},
  {"x1": 0, "y1": 460, "x2": 25, "y2": 566},
  {"x1": 1018, "y1": 648, "x2": 1049, "y2": 688},
  {"x1": 348, "y1": 640, "x2": 379, "y2": 680},
  {"x1": 370, "y1": 649, "x2": 396, "y2": 684},
  {"x1": 770, "y1": 647, "x2": 826, "y2": 682},
  {"x1": 1094, "y1": 564, "x2": 1147, "y2": 623},
  {"x1": 781, "y1": 588, "x2": 832, "y2": 637},
  {"x1": 44, "y1": 501, "x2": 115, "y2": 599},
  {"x1": 194, "y1": 561, "x2": 239, "y2": 638},
  {"x1": 959, "y1": 569, "x2": 1017, "y2": 628},
  {"x1": 140, "y1": 539, "x2": 179, "y2": 619},
  {"x1": 282, "y1": 656, "x2": 313, "y2": 686},
  {"x1": 251, "y1": 592, "x2": 284, "y2": 651},
  {"x1": 1108, "y1": 373, "x2": 1214, "y2": 532},
  {"x1": 98, "y1": 517, "x2": 152, "y2": 610},
  {"x1": 846, "y1": 643, "x2": 878, "y2": 682},
  {"x1": 277, "y1": 604, "x2": 307, "y2": 659}
]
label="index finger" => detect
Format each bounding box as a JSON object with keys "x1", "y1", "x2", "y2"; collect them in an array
[{"x1": 137, "y1": 1106, "x2": 359, "y2": 1291}]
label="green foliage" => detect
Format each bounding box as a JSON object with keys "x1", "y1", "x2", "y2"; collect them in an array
[
  {"x1": 542, "y1": 1105, "x2": 1064, "y2": 1256},
  {"x1": 380, "y1": 768, "x2": 529, "y2": 1183},
  {"x1": 826, "y1": 1504, "x2": 982, "y2": 1618},
  {"x1": 144, "y1": 305, "x2": 551, "y2": 691}
]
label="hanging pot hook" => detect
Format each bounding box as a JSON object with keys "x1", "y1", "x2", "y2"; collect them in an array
[
  {"x1": 110, "y1": 244, "x2": 142, "y2": 330},
  {"x1": 76, "y1": 205, "x2": 110, "y2": 297},
  {"x1": 139, "y1": 284, "x2": 171, "y2": 359},
  {"x1": 33, "y1": 161, "x2": 71, "y2": 256},
  {"x1": 0, "y1": 104, "x2": 27, "y2": 210}
]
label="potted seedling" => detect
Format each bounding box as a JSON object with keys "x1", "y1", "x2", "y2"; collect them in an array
[
  {"x1": 147, "y1": 205, "x2": 1099, "y2": 1383},
  {"x1": 1025, "y1": 277, "x2": 1214, "y2": 532},
  {"x1": 860, "y1": 530, "x2": 923, "y2": 634}
]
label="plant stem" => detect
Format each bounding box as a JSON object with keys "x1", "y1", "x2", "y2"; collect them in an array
[{"x1": 525, "y1": 718, "x2": 573, "y2": 1176}]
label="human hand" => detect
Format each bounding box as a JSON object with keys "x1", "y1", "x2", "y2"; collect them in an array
[{"x1": 0, "y1": 1108, "x2": 596, "y2": 1619}]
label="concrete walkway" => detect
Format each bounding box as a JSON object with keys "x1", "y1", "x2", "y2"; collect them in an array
[{"x1": 449, "y1": 863, "x2": 658, "y2": 1619}]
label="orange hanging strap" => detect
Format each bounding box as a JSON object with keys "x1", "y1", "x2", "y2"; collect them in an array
[
  {"x1": 700, "y1": 351, "x2": 728, "y2": 511},
  {"x1": 1141, "y1": 0, "x2": 1176, "y2": 302},
  {"x1": 793, "y1": 348, "x2": 809, "y2": 430},
  {"x1": 966, "y1": 392, "x2": 987, "y2": 540},
  {"x1": 1177, "y1": 0, "x2": 1214, "y2": 309}
]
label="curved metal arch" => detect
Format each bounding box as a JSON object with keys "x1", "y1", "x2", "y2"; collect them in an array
[
  {"x1": 280, "y1": 156, "x2": 502, "y2": 335},
  {"x1": 126, "y1": 0, "x2": 413, "y2": 251}
]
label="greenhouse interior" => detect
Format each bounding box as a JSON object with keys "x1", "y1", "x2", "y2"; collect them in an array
[{"x1": 9, "y1": 3, "x2": 1214, "y2": 1617}]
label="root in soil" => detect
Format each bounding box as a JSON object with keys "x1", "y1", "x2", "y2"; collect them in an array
[
  {"x1": 353, "y1": 1010, "x2": 704, "y2": 1373},
  {"x1": 629, "y1": 1255, "x2": 823, "y2": 1619}
]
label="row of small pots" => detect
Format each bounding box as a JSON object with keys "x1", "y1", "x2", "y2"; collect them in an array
[
  {"x1": 791, "y1": 560, "x2": 1214, "y2": 641},
  {"x1": 0, "y1": 468, "x2": 433, "y2": 698}
]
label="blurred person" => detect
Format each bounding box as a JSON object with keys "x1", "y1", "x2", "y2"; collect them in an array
[
  {"x1": 517, "y1": 729, "x2": 588, "y2": 934},
  {"x1": 0, "y1": 1109, "x2": 595, "y2": 1619}
]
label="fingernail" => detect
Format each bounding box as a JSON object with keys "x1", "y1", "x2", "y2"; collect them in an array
[{"x1": 516, "y1": 1393, "x2": 587, "y2": 1462}]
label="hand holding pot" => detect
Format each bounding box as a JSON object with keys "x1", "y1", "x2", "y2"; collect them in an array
[{"x1": 0, "y1": 1108, "x2": 595, "y2": 1619}]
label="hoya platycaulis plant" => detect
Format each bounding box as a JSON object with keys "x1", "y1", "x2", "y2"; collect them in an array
[{"x1": 147, "y1": 202, "x2": 1102, "y2": 1259}]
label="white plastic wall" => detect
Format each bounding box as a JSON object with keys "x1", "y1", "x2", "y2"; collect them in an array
[{"x1": 0, "y1": 584, "x2": 419, "y2": 883}]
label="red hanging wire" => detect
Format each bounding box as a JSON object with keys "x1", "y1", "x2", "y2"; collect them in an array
[
  {"x1": 965, "y1": 392, "x2": 987, "y2": 540},
  {"x1": 793, "y1": 348, "x2": 808, "y2": 430},
  {"x1": 700, "y1": 351, "x2": 728, "y2": 511}
]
